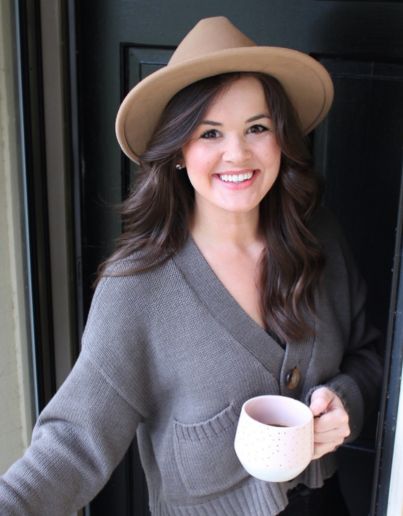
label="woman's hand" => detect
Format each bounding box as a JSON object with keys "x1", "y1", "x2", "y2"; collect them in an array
[{"x1": 309, "y1": 387, "x2": 351, "y2": 459}]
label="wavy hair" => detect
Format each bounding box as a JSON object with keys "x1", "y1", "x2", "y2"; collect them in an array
[{"x1": 98, "y1": 72, "x2": 325, "y2": 342}]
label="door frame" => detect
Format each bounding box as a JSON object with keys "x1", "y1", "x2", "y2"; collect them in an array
[{"x1": 372, "y1": 170, "x2": 403, "y2": 515}]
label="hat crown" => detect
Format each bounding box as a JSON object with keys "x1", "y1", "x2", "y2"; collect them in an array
[{"x1": 169, "y1": 17, "x2": 255, "y2": 66}]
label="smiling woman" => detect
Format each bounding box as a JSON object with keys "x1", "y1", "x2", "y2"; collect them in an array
[{"x1": 0, "y1": 16, "x2": 382, "y2": 516}]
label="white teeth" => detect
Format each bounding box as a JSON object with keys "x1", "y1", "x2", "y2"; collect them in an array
[{"x1": 219, "y1": 171, "x2": 254, "y2": 183}]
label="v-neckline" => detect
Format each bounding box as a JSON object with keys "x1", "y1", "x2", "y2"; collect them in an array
[{"x1": 173, "y1": 237, "x2": 286, "y2": 377}]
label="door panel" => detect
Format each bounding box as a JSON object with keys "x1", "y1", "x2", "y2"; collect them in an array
[
  {"x1": 121, "y1": 46, "x2": 175, "y2": 194},
  {"x1": 315, "y1": 59, "x2": 403, "y2": 336},
  {"x1": 72, "y1": 1, "x2": 403, "y2": 514}
]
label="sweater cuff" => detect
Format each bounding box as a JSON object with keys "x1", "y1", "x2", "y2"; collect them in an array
[{"x1": 306, "y1": 373, "x2": 364, "y2": 442}]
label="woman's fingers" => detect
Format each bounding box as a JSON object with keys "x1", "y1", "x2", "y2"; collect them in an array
[
  {"x1": 309, "y1": 386, "x2": 335, "y2": 417},
  {"x1": 313, "y1": 419, "x2": 349, "y2": 458},
  {"x1": 314, "y1": 426, "x2": 350, "y2": 444},
  {"x1": 309, "y1": 387, "x2": 351, "y2": 459},
  {"x1": 313, "y1": 415, "x2": 349, "y2": 459},
  {"x1": 314, "y1": 407, "x2": 350, "y2": 435}
]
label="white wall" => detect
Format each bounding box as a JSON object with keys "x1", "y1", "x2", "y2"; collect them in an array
[
  {"x1": 0, "y1": 0, "x2": 33, "y2": 473},
  {"x1": 387, "y1": 373, "x2": 403, "y2": 516}
]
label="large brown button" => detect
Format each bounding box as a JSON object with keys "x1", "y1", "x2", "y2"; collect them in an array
[{"x1": 285, "y1": 367, "x2": 301, "y2": 390}]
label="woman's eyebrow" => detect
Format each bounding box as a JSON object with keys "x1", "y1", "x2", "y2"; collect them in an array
[
  {"x1": 200, "y1": 120, "x2": 222, "y2": 126},
  {"x1": 246, "y1": 114, "x2": 271, "y2": 123},
  {"x1": 199, "y1": 114, "x2": 271, "y2": 126}
]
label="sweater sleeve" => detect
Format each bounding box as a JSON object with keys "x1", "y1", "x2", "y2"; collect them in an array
[
  {"x1": 326, "y1": 260, "x2": 382, "y2": 441},
  {"x1": 309, "y1": 210, "x2": 383, "y2": 442},
  {"x1": 0, "y1": 350, "x2": 141, "y2": 516},
  {"x1": 0, "y1": 275, "x2": 145, "y2": 516}
]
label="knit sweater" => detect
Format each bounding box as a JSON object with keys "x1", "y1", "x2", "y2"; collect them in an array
[{"x1": 0, "y1": 208, "x2": 382, "y2": 515}]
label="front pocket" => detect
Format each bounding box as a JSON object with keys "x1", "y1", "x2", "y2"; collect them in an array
[{"x1": 173, "y1": 403, "x2": 249, "y2": 497}]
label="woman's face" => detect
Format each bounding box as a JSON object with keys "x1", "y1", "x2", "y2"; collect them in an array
[{"x1": 181, "y1": 76, "x2": 281, "y2": 221}]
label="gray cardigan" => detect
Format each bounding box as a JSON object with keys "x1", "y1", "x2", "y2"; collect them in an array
[{"x1": 0, "y1": 209, "x2": 382, "y2": 515}]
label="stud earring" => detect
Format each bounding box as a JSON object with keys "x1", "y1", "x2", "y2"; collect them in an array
[{"x1": 176, "y1": 163, "x2": 184, "y2": 170}]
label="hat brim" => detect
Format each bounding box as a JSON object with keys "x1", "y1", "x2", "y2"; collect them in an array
[{"x1": 115, "y1": 46, "x2": 334, "y2": 163}]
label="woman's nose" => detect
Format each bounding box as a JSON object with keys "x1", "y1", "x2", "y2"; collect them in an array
[{"x1": 222, "y1": 135, "x2": 251, "y2": 163}]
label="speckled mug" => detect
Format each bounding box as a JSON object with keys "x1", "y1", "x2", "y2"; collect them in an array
[{"x1": 234, "y1": 395, "x2": 313, "y2": 482}]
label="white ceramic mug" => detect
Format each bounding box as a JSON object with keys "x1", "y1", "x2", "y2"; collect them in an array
[{"x1": 234, "y1": 395, "x2": 314, "y2": 482}]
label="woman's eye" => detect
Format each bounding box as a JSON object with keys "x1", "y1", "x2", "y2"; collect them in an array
[
  {"x1": 248, "y1": 124, "x2": 269, "y2": 134},
  {"x1": 200, "y1": 129, "x2": 220, "y2": 139}
]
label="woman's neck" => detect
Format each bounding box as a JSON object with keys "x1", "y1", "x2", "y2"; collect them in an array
[{"x1": 190, "y1": 206, "x2": 262, "y2": 251}]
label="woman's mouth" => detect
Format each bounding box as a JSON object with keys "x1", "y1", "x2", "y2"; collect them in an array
[{"x1": 217, "y1": 170, "x2": 257, "y2": 184}]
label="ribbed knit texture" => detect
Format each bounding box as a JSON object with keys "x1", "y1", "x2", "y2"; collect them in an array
[{"x1": 0, "y1": 208, "x2": 382, "y2": 515}]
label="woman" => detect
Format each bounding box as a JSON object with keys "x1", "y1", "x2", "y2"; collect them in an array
[{"x1": 0, "y1": 16, "x2": 381, "y2": 515}]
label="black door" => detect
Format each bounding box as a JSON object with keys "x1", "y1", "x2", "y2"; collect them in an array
[{"x1": 70, "y1": 1, "x2": 403, "y2": 514}]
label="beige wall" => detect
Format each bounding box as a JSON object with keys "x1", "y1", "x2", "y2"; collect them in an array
[{"x1": 0, "y1": 0, "x2": 33, "y2": 473}]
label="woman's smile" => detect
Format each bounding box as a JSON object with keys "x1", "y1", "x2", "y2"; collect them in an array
[{"x1": 216, "y1": 169, "x2": 258, "y2": 186}]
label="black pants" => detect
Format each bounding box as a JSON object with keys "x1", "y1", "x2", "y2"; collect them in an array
[{"x1": 279, "y1": 474, "x2": 351, "y2": 516}]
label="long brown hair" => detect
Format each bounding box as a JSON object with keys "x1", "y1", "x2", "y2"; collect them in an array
[{"x1": 99, "y1": 72, "x2": 325, "y2": 342}]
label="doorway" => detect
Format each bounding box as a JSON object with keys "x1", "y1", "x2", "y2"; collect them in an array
[{"x1": 66, "y1": 2, "x2": 403, "y2": 514}]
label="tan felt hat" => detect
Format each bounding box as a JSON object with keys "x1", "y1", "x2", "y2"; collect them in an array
[{"x1": 115, "y1": 16, "x2": 334, "y2": 163}]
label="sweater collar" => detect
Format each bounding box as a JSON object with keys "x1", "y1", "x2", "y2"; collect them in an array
[{"x1": 172, "y1": 237, "x2": 287, "y2": 379}]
